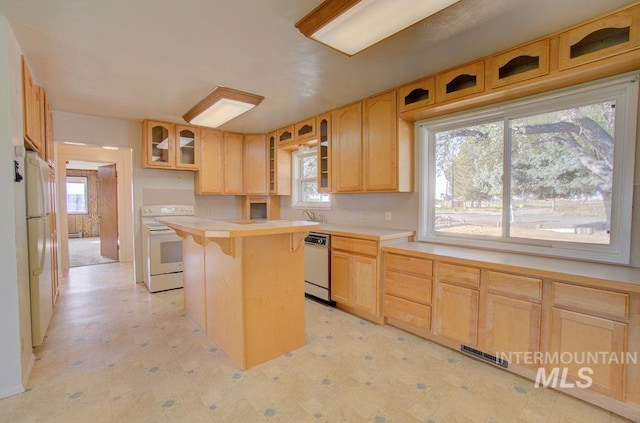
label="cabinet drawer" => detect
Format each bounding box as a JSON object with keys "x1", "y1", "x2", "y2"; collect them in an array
[
  {"x1": 384, "y1": 252, "x2": 432, "y2": 277},
  {"x1": 437, "y1": 263, "x2": 480, "y2": 289},
  {"x1": 553, "y1": 282, "x2": 629, "y2": 319},
  {"x1": 384, "y1": 294, "x2": 431, "y2": 334},
  {"x1": 385, "y1": 270, "x2": 432, "y2": 305},
  {"x1": 486, "y1": 271, "x2": 542, "y2": 301},
  {"x1": 332, "y1": 236, "x2": 378, "y2": 256}
]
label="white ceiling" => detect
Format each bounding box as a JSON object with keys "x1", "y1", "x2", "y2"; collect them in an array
[{"x1": 1, "y1": 0, "x2": 636, "y2": 133}]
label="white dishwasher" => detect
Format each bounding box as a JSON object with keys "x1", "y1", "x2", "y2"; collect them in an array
[{"x1": 304, "y1": 232, "x2": 333, "y2": 303}]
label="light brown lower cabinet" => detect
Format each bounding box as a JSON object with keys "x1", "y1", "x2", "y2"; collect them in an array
[
  {"x1": 328, "y1": 234, "x2": 423, "y2": 324},
  {"x1": 331, "y1": 242, "x2": 378, "y2": 320},
  {"x1": 384, "y1": 295, "x2": 431, "y2": 337},
  {"x1": 381, "y1": 246, "x2": 640, "y2": 420},
  {"x1": 331, "y1": 250, "x2": 352, "y2": 305},
  {"x1": 480, "y1": 293, "x2": 541, "y2": 365},
  {"x1": 383, "y1": 252, "x2": 433, "y2": 336},
  {"x1": 433, "y1": 281, "x2": 479, "y2": 346},
  {"x1": 549, "y1": 307, "x2": 627, "y2": 400}
]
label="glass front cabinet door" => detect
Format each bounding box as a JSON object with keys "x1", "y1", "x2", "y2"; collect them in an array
[
  {"x1": 317, "y1": 113, "x2": 331, "y2": 193},
  {"x1": 144, "y1": 120, "x2": 175, "y2": 168},
  {"x1": 143, "y1": 120, "x2": 200, "y2": 170},
  {"x1": 175, "y1": 125, "x2": 200, "y2": 169}
]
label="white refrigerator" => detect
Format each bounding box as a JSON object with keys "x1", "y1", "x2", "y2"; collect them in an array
[{"x1": 25, "y1": 151, "x2": 53, "y2": 347}]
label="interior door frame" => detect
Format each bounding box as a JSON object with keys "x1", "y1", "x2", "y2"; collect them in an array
[{"x1": 55, "y1": 143, "x2": 134, "y2": 275}]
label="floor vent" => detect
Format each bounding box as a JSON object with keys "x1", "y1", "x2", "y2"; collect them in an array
[{"x1": 460, "y1": 345, "x2": 508, "y2": 369}]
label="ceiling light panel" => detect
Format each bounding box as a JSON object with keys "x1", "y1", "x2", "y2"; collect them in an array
[
  {"x1": 183, "y1": 86, "x2": 264, "y2": 128},
  {"x1": 297, "y1": 0, "x2": 461, "y2": 56}
]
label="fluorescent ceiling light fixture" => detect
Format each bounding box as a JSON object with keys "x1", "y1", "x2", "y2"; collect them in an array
[
  {"x1": 296, "y1": 0, "x2": 461, "y2": 56},
  {"x1": 182, "y1": 86, "x2": 264, "y2": 128},
  {"x1": 102, "y1": 146, "x2": 119, "y2": 150}
]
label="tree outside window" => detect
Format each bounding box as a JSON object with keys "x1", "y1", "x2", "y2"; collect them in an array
[{"x1": 421, "y1": 76, "x2": 637, "y2": 263}]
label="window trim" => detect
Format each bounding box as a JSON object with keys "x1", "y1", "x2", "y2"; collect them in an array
[
  {"x1": 66, "y1": 175, "x2": 89, "y2": 215},
  {"x1": 417, "y1": 74, "x2": 639, "y2": 264},
  {"x1": 291, "y1": 147, "x2": 332, "y2": 210}
]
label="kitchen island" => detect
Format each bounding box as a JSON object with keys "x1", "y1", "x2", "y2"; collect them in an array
[{"x1": 156, "y1": 217, "x2": 319, "y2": 369}]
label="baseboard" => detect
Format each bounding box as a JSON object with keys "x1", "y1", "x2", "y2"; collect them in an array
[
  {"x1": 21, "y1": 352, "x2": 35, "y2": 388},
  {"x1": 0, "y1": 382, "x2": 25, "y2": 400}
]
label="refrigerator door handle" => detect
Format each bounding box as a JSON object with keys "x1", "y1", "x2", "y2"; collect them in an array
[{"x1": 33, "y1": 218, "x2": 46, "y2": 277}]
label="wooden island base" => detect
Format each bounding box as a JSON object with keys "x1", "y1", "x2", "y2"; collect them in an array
[{"x1": 157, "y1": 217, "x2": 318, "y2": 370}]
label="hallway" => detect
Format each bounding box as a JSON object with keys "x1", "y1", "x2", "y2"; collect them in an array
[{"x1": 0, "y1": 262, "x2": 631, "y2": 422}]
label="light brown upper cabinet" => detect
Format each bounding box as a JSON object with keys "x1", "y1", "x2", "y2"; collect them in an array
[
  {"x1": 316, "y1": 113, "x2": 331, "y2": 193},
  {"x1": 143, "y1": 120, "x2": 175, "y2": 169},
  {"x1": 277, "y1": 125, "x2": 294, "y2": 147},
  {"x1": 331, "y1": 102, "x2": 363, "y2": 193},
  {"x1": 142, "y1": 120, "x2": 200, "y2": 171},
  {"x1": 294, "y1": 117, "x2": 316, "y2": 143},
  {"x1": 489, "y1": 39, "x2": 550, "y2": 88},
  {"x1": 42, "y1": 88, "x2": 54, "y2": 165},
  {"x1": 331, "y1": 93, "x2": 412, "y2": 193},
  {"x1": 363, "y1": 90, "x2": 412, "y2": 192},
  {"x1": 196, "y1": 128, "x2": 224, "y2": 195},
  {"x1": 223, "y1": 132, "x2": 244, "y2": 194},
  {"x1": 22, "y1": 57, "x2": 43, "y2": 156},
  {"x1": 397, "y1": 77, "x2": 435, "y2": 113},
  {"x1": 243, "y1": 134, "x2": 267, "y2": 195},
  {"x1": 268, "y1": 132, "x2": 276, "y2": 194},
  {"x1": 436, "y1": 61, "x2": 486, "y2": 103},
  {"x1": 559, "y1": 7, "x2": 640, "y2": 70},
  {"x1": 175, "y1": 125, "x2": 200, "y2": 169},
  {"x1": 267, "y1": 131, "x2": 291, "y2": 195}
]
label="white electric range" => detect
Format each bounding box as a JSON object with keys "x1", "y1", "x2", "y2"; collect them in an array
[{"x1": 141, "y1": 205, "x2": 194, "y2": 292}]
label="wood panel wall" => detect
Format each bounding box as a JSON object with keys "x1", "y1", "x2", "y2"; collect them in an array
[{"x1": 66, "y1": 169, "x2": 100, "y2": 237}]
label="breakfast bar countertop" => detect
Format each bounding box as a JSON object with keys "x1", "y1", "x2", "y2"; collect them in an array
[{"x1": 155, "y1": 216, "x2": 319, "y2": 239}]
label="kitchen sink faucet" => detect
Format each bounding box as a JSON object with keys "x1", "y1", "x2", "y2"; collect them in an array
[{"x1": 303, "y1": 210, "x2": 317, "y2": 221}]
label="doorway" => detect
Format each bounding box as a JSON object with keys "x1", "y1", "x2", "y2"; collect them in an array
[
  {"x1": 65, "y1": 160, "x2": 119, "y2": 267},
  {"x1": 55, "y1": 143, "x2": 134, "y2": 276}
]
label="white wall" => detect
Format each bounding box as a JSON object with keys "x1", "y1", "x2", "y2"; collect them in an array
[
  {"x1": 280, "y1": 192, "x2": 419, "y2": 231},
  {"x1": 52, "y1": 111, "x2": 242, "y2": 282},
  {"x1": 0, "y1": 17, "x2": 33, "y2": 399}
]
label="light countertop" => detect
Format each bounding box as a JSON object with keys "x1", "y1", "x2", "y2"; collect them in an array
[
  {"x1": 315, "y1": 223, "x2": 414, "y2": 241},
  {"x1": 384, "y1": 242, "x2": 640, "y2": 291},
  {"x1": 156, "y1": 217, "x2": 319, "y2": 238}
]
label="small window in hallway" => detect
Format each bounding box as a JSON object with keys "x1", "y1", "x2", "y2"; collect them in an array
[{"x1": 66, "y1": 176, "x2": 88, "y2": 214}]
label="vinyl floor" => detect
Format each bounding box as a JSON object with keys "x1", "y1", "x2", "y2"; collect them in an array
[{"x1": 0, "y1": 262, "x2": 633, "y2": 422}]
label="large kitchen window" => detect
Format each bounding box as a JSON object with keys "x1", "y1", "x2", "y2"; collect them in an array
[
  {"x1": 66, "y1": 176, "x2": 89, "y2": 214},
  {"x1": 418, "y1": 75, "x2": 638, "y2": 264},
  {"x1": 291, "y1": 147, "x2": 331, "y2": 208}
]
